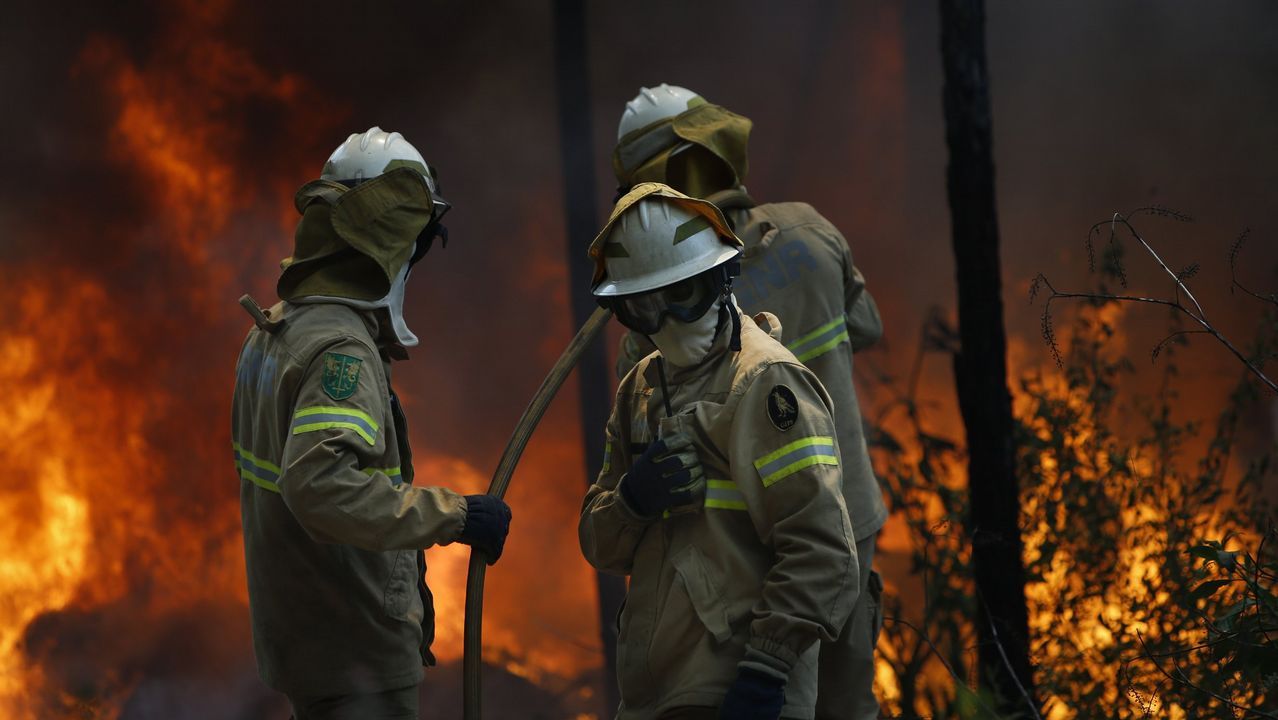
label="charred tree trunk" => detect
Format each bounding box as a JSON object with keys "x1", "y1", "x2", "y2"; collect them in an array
[
  {"x1": 552, "y1": 0, "x2": 624, "y2": 712},
  {"x1": 937, "y1": 0, "x2": 1038, "y2": 713}
]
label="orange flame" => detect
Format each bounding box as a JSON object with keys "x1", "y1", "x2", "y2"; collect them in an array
[{"x1": 2, "y1": 2, "x2": 602, "y2": 716}]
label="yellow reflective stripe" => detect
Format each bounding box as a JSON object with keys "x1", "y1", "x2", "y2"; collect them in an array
[
  {"x1": 787, "y1": 317, "x2": 845, "y2": 350},
  {"x1": 233, "y1": 442, "x2": 281, "y2": 475},
  {"x1": 705, "y1": 479, "x2": 748, "y2": 511},
  {"x1": 234, "y1": 442, "x2": 281, "y2": 493},
  {"x1": 293, "y1": 421, "x2": 376, "y2": 446},
  {"x1": 361, "y1": 466, "x2": 404, "y2": 486},
  {"x1": 787, "y1": 315, "x2": 851, "y2": 363},
  {"x1": 753, "y1": 436, "x2": 835, "y2": 468},
  {"x1": 293, "y1": 405, "x2": 380, "y2": 431},
  {"x1": 241, "y1": 471, "x2": 281, "y2": 494},
  {"x1": 753, "y1": 436, "x2": 839, "y2": 487},
  {"x1": 794, "y1": 330, "x2": 851, "y2": 362},
  {"x1": 759, "y1": 455, "x2": 839, "y2": 487}
]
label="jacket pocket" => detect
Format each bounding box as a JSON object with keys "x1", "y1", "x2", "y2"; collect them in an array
[
  {"x1": 617, "y1": 589, "x2": 652, "y2": 704},
  {"x1": 670, "y1": 545, "x2": 731, "y2": 643},
  {"x1": 382, "y1": 550, "x2": 415, "y2": 621}
]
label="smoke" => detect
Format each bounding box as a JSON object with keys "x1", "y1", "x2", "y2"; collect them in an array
[{"x1": 3, "y1": 0, "x2": 1277, "y2": 718}]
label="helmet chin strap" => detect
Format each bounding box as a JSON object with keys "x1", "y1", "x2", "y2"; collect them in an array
[
  {"x1": 717, "y1": 259, "x2": 742, "y2": 352},
  {"x1": 722, "y1": 293, "x2": 741, "y2": 351}
]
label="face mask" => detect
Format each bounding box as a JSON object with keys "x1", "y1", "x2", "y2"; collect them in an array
[{"x1": 650, "y1": 298, "x2": 722, "y2": 367}]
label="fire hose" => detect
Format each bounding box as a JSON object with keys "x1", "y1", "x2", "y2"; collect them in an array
[{"x1": 462, "y1": 306, "x2": 612, "y2": 720}]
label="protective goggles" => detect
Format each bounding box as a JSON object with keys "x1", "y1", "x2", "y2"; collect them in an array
[
  {"x1": 411, "y1": 194, "x2": 451, "y2": 265},
  {"x1": 604, "y1": 271, "x2": 721, "y2": 335}
]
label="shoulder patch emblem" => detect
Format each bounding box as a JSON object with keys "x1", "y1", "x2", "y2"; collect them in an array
[
  {"x1": 321, "y1": 351, "x2": 363, "y2": 401},
  {"x1": 767, "y1": 384, "x2": 799, "y2": 431}
]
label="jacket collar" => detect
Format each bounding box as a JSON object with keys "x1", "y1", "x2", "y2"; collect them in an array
[{"x1": 644, "y1": 305, "x2": 748, "y2": 386}]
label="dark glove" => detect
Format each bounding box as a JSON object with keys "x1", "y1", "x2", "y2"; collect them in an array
[
  {"x1": 618, "y1": 431, "x2": 705, "y2": 518},
  {"x1": 459, "y1": 495, "x2": 512, "y2": 565},
  {"x1": 719, "y1": 667, "x2": 786, "y2": 720}
]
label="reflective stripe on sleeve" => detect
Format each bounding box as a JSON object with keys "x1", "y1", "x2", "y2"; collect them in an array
[
  {"x1": 292, "y1": 406, "x2": 380, "y2": 445},
  {"x1": 361, "y1": 466, "x2": 404, "y2": 486},
  {"x1": 704, "y1": 479, "x2": 747, "y2": 510},
  {"x1": 787, "y1": 315, "x2": 851, "y2": 363},
  {"x1": 234, "y1": 442, "x2": 281, "y2": 494},
  {"x1": 753, "y1": 436, "x2": 838, "y2": 487}
]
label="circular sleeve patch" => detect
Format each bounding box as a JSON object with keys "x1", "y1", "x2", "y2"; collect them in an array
[{"x1": 766, "y1": 384, "x2": 799, "y2": 431}]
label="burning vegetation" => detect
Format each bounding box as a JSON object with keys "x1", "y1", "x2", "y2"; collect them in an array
[
  {"x1": 2, "y1": 2, "x2": 606, "y2": 717},
  {"x1": 2, "y1": 2, "x2": 1276, "y2": 719}
]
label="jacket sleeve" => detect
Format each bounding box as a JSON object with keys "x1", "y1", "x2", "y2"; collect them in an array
[
  {"x1": 278, "y1": 336, "x2": 466, "y2": 552},
  {"x1": 824, "y1": 221, "x2": 882, "y2": 352},
  {"x1": 578, "y1": 386, "x2": 650, "y2": 575},
  {"x1": 846, "y1": 263, "x2": 883, "y2": 352},
  {"x1": 730, "y1": 361, "x2": 859, "y2": 676}
]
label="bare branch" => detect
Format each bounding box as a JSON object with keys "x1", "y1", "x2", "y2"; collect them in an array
[
  {"x1": 1042, "y1": 298, "x2": 1063, "y2": 369},
  {"x1": 1111, "y1": 213, "x2": 1207, "y2": 321},
  {"x1": 1133, "y1": 631, "x2": 1278, "y2": 719},
  {"x1": 1127, "y1": 205, "x2": 1195, "y2": 223},
  {"x1": 975, "y1": 585, "x2": 1044, "y2": 720},
  {"x1": 1152, "y1": 330, "x2": 1212, "y2": 363},
  {"x1": 1230, "y1": 229, "x2": 1278, "y2": 308},
  {"x1": 1255, "y1": 528, "x2": 1275, "y2": 646},
  {"x1": 1037, "y1": 283, "x2": 1277, "y2": 393},
  {"x1": 1029, "y1": 273, "x2": 1045, "y2": 305},
  {"x1": 883, "y1": 615, "x2": 1002, "y2": 720},
  {"x1": 1086, "y1": 225, "x2": 1098, "y2": 273},
  {"x1": 1122, "y1": 627, "x2": 1259, "y2": 663},
  {"x1": 1033, "y1": 212, "x2": 1278, "y2": 393}
]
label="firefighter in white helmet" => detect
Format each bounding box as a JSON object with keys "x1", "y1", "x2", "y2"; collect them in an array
[
  {"x1": 579, "y1": 182, "x2": 858, "y2": 720},
  {"x1": 612, "y1": 85, "x2": 888, "y2": 720},
  {"x1": 232, "y1": 127, "x2": 511, "y2": 719}
]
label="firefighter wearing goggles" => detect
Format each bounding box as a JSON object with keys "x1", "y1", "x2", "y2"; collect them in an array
[
  {"x1": 580, "y1": 183, "x2": 859, "y2": 720},
  {"x1": 613, "y1": 85, "x2": 888, "y2": 720}
]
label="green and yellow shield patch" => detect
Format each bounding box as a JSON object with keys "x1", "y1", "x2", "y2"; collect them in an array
[{"x1": 322, "y1": 352, "x2": 363, "y2": 401}]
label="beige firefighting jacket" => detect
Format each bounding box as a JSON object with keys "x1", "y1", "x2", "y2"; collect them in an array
[
  {"x1": 232, "y1": 299, "x2": 466, "y2": 696},
  {"x1": 581, "y1": 312, "x2": 858, "y2": 719},
  {"x1": 617, "y1": 192, "x2": 888, "y2": 542}
]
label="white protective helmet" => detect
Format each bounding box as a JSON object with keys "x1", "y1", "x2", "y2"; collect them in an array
[
  {"x1": 617, "y1": 84, "x2": 703, "y2": 141},
  {"x1": 299, "y1": 126, "x2": 448, "y2": 350},
  {"x1": 322, "y1": 126, "x2": 441, "y2": 195},
  {"x1": 592, "y1": 186, "x2": 739, "y2": 298},
  {"x1": 591, "y1": 184, "x2": 743, "y2": 344}
]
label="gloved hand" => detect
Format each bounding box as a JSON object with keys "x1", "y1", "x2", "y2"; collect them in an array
[
  {"x1": 719, "y1": 667, "x2": 786, "y2": 720},
  {"x1": 459, "y1": 494, "x2": 512, "y2": 565},
  {"x1": 618, "y1": 431, "x2": 705, "y2": 518}
]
